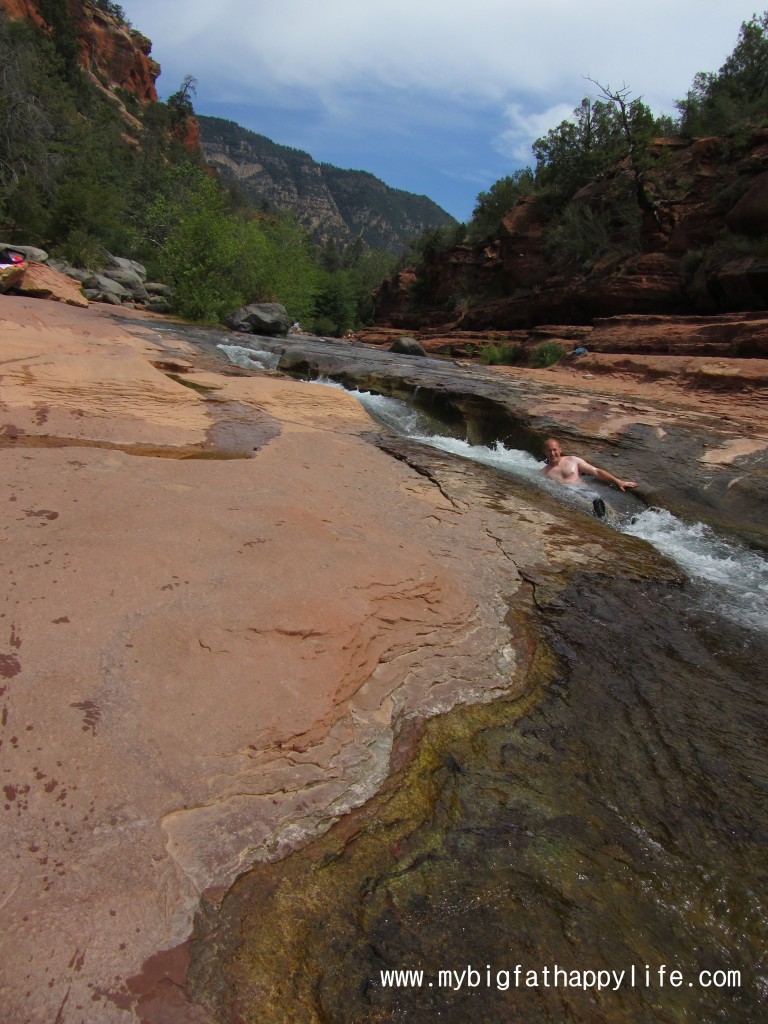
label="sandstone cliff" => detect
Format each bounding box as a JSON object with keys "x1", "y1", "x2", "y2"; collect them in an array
[
  {"x1": 0, "y1": 0, "x2": 160, "y2": 104},
  {"x1": 376, "y1": 130, "x2": 768, "y2": 329}
]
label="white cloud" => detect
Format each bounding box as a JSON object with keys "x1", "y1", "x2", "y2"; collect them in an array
[
  {"x1": 118, "y1": 0, "x2": 763, "y2": 217},
  {"x1": 124, "y1": 0, "x2": 756, "y2": 109},
  {"x1": 494, "y1": 102, "x2": 575, "y2": 163}
]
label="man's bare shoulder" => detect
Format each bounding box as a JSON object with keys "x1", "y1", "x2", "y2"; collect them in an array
[{"x1": 571, "y1": 455, "x2": 598, "y2": 473}]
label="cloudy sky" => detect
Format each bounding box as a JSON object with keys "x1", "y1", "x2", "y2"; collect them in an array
[{"x1": 119, "y1": 0, "x2": 759, "y2": 221}]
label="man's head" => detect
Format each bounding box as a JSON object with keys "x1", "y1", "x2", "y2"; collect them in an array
[{"x1": 543, "y1": 438, "x2": 562, "y2": 465}]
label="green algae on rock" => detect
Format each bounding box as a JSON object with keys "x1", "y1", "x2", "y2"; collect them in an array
[{"x1": 188, "y1": 568, "x2": 768, "y2": 1024}]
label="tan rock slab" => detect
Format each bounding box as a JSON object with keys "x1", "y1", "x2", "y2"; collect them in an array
[
  {"x1": 1, "y1": 295, "x2": 572, "y2": 1022},
  {"x1": 15, "y1": 262, "x2": 89, "y2": 307},
  {"x1": 1, "y1": 295, "x2": 208, "y2": 450}
]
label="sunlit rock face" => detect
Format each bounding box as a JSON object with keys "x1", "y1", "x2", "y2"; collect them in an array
[
  {"x1": 0, "y1": 0, "x2": 160, "y2": 102},
  {"x1": 78, "y1": 5, "x2": 160, "y2": 103},
  {"x1": 0, "y1": 0, "x2": 45, "y2": 26}
]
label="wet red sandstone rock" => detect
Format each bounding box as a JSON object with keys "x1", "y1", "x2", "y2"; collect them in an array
[{"x1": 3, "y1": 294, "x2": 765, "y2": 1022}]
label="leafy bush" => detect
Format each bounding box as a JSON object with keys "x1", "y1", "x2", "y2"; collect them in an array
[
  {"x1": 716, "y1": 232, "x2": 768, "y2": 259},
  {"x1": 468, "y1": 169, "x2": 536, "y2": 240},
  {"x1": 677, "y1": 12, "x2": 768, "y2": 137},
  {"x1": 134, "y1": 164, "x2": 315, "y2": 324},
  {"x1": 528, "y1": 341, "x2": 565, "y2": 368},
  {"x1": 712, "y1": 178, "x2": 752, "y2": 215},
  {"x1": 406, "y1": 223, "x2": 463, "y2": 265},
  {"x1": 480, "y1": 343, "x2": 521, "y2": 365},
  {"x1": 543, "y1": 186, "x2": 641, "y2": 270},
  {"x1": 681, "y1": 249, "x2": 705, "y2": 280},
  {"x1": 312, "y1": 269, "x2": 356, "y2": 335},
  {"x1": 313, "y1": 316, "x2": 337, "y2": 337},
  {"x1": 52, "y1": 228, "x2": 104, "y2": 268},
  {"x1": 544, "y1": 203, "x2": 612, "y2": 269}
]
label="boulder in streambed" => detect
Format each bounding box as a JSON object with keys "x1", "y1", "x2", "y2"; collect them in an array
[
  {"x1": 225, "y1": 302, "x2": 290, "y2": 336},
  {"x1": 390, "y1": 335, "x2": 428, "y2": 357}
]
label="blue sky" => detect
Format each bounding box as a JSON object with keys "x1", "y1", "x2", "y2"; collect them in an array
[{"x1": 119, "y1": 0, "x2": 761, "y2": 222}]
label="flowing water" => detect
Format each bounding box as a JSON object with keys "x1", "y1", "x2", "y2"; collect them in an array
[
  {"x1": 192, "y1": 572, "x2": 768, "y2": 1023},
  {"x1": 190, "y1": 349, "x2": 768, "y2": 1023},
  {"x1": 324, "y1": 382, "x2": 768, "y2": 637}
]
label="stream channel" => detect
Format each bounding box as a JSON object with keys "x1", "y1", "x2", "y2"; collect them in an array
[{"x1": 147, "y1": 324, "x2": 768, "y2": 1023}]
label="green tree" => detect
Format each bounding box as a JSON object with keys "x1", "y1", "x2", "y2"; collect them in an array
[
  {"x1": 47, "y1": 103, "x2": 135, "y2": 252},
  {"x1": 135, "y1": 163, "x2": 255, "y2": 321},
  {"x1": 258, "y1": 212, "x2": 319, "y2": 323},
  {"x1": 167, "y1": 75, "x2": 197, "y2": 129},
  {"x1": 468, "y1": 168, "x2": 536, "y2": 239},
  {"x1": 586, "y1": 80, "x2": 661, "y2": 223},
  {"x1": 0, "y1": 21, "x2": 66, "y2": 202},
  {"x1": 313, "y1": 269, "x2": 357, "y2": 335},
  {"x1": 92, "y1": 1, "x2": 130, "y2": 25},
  {"x1": 36, "y1": 0, "x2": 80, "y2": 85},
  {"x1": 533, "y1": 96, "x2": 627, "y2": 201},
  {"x1": 532, "y1": 83, "x2": 665, "y2": 238},
  {"x1": 346, "y1": 245, "x2": 397, "y2": 324},
  {"x1": 406, "y1": 222, "x2": 464, "y2": 265},
  {"x1": 677, "y1": 11, "x2": 768, "y2": 136},
  {"x1": 319, "y1": 237, "x2": 342, "y2": 272}
]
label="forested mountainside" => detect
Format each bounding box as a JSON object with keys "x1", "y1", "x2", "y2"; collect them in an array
[{"x1": 198, "y1": 115, "x2": 456, "y2": 254}]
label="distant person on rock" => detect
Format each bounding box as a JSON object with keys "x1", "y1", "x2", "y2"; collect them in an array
[{"x1": 541, "y1": 437, "x2": 637, "y2": 492}]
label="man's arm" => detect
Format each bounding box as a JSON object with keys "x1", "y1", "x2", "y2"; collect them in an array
[{"x1": 575, "y1": 458, "x2": 637, "y2": 492}]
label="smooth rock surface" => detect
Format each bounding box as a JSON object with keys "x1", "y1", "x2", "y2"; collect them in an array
[
  {"x1": 14, "y1": 262, "x2": 89, "y2": 308},
  {"x1": 2, "y1": 294, "x2": 765, "y2": 1021},
  {"x1": 1, "y1": 296, "x2": 593, "y2": 1022}
]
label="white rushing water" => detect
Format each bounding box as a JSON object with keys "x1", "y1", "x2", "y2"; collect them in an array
[
  {"x1": 217, "y1": 343, "x2": 281, "y2": 371},
  {"x1": 624, "y1": 508, "x2": 768, "y2": 633},
  {"x1": 323, "y1": 381, "x2": 768, "y2": 635},
  {"x1": 213, "y1": 344, "x2": 768, "y2": 635}
]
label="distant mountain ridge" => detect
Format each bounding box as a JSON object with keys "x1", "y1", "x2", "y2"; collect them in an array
[{"x1": 198, "y1": 115, "x2": 456, "y2": 254}]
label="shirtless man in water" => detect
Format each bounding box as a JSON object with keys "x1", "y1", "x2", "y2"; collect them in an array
[{"x1": 541, "y1": 438, "x2": 637, "y2": 491}]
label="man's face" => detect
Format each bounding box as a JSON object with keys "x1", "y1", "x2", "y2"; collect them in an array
[{"x1": 544, "y1": 441, "x2": 561, "y2": 465}]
